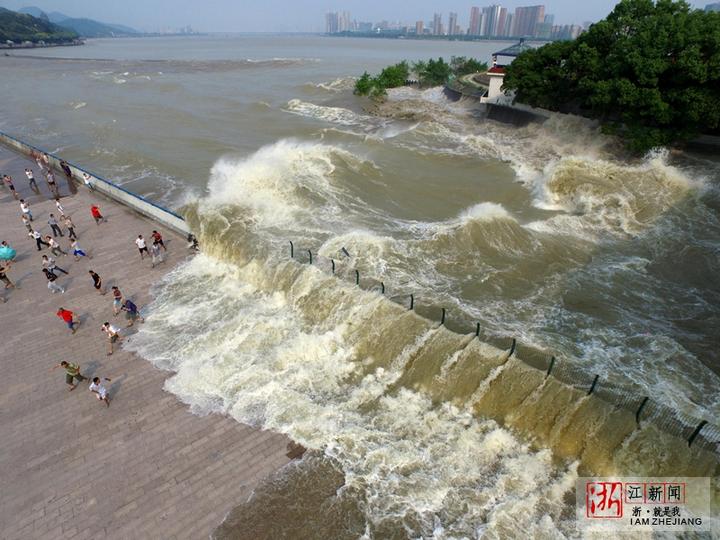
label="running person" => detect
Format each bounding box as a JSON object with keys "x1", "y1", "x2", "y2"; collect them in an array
[
  {"x1": 72, "y1": 239, "x2": 89, "y2": 260},
  {"x1": 47, "y1": 214, "x2": 64, "y2": 237},
  {"x1": 64, "y1": 215, "x2": 77, "y2": 240},
  {"x1": 151, "y1": 230, "x2": 167, "y2": 251},
  {"x1": 3, "y1": 175, "x2": 19, "y2": 200},
  {"x1": 90, "y1": 205, "x2": 105, "y2": 225},
  {"x1": 43, "y1": 268, "x2": 65, "y2": 294},
  {"x1": 42, "y1": 254, "x2": 68, "y2": 275},
  {"x1": 101, "y1": 322, "x2": 123, "y2": 355},
  {"x1": 135, "y1": 235, "x2": 148, "y2": 259},
  {"x1": 46, "y1": 236, "x2": 68, "y2": 256},
  {"x1": 56, "y1": 307, "x2": 79, "y2": 334},
  {"x1": 88, "y1": 270, "x2": 105, "y2": 294},
  {"x1": 0, "y1": 264, "x2": 14, "y2": 289},
  {"x1": 111, "y1": 286, "x2": 123, "y2": 315},
  {"x1": 25, "y1": 168, "x2": 39, "y2": 193},
  {"x1": 50, "y1": 361, "x2": 87, "y2": 391},
  {"x1": 150, "y1": 241, "x2": 163, "y2": 268},
  {"x1": 121, "y1": 298, "x2": 144, "y2": 327},
  {"x1": 89, "y1": 377, "x2": 110, "y2": 406},
  {"x1": 19, "y1": 199, "x2": 32, "y2": 221},
  {"x1": 30, "y1": 230, "x2": 50, "y2": 251},
  {"x1": 46, "y1": 170, "x2": 59, "y2": 197}
]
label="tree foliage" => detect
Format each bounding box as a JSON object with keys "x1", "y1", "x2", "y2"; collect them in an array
[
  {"x1": 450, "y1": 56, "x2": 489, "y2": 77},
  {"x1": 0, "y1": 7, "x2": 78, "y2": 43},
  {"x1": 414, "y1": 58, "x2": 453, "y2": 86},
  {"x1": 355, "y1": 56, "x2": 487, "y2": 98},
  {"x1": 503, "y1": 0, "x2": 720, "y2": 152},
  {"x1": 354, "y1": 61, "x2": 409, "y2": 98}
]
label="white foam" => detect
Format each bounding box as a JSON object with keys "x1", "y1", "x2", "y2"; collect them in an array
[{"x1": 126, "y1": 255, "x2": 578, "y2": 537}]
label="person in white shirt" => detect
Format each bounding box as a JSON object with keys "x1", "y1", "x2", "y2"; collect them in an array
[
  {"x1": 24, "y1": 168, "x2": 39, "y2": 193},
  {"x1": 19, "y1": 199, "x2": 32, "y2": 221},
  {"x1": 42, "y1": 254, "x2": 68, "y2": 275},
  {"x1": 55, "y1": 199, "x2": 65, "y2": 215},
  {"x1": 46, "y1": 236, "x2": 68, "y2": 256},
  {"x1": 150, "y1": 242, "x2": 163, "y2": 268},
  {"x1": 82, "y1": 172, "x2": 94, "y2": 191},
  {"x1": 89, "y1": 377, "x2": 110, "y2": 407},
  {"x1": 135, "y1": 235, "x2": 148, "y2": 259},
  {"x1": 30, "y1": 230, "x2": 50, "y2": 251},
  {"x1": 101, "y1": 322, "x2": 123, "y2": 355}
]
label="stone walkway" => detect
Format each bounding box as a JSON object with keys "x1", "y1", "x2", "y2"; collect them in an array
[{"x1": 0, "y1": 145, "x2": 291, "y2": 539}]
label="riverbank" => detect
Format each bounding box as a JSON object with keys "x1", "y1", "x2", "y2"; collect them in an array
[
  {"x1": 0, "y1": 142, "x2": 292, "y2": 539},
  {"x1": 0, "y1": 40, "x2": 83, "y2": 50}
]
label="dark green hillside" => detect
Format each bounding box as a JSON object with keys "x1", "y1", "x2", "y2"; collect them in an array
[{"x1": 0, "y1": 7, "x2": 78, "y2": 43}]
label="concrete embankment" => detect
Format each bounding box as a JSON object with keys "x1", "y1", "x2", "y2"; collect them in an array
[{"x1": 0, "y1": 135, "x2": 292, "y2": 539}]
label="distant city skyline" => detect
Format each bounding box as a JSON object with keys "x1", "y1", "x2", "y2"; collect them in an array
[
  {"x1": 0, "y1": 0, "x2": 714, "y2": 33},
  {"x1": 326, "y1": 5, "x2": 583, "y2": 40}
]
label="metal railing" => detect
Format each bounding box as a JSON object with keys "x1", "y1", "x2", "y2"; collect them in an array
[{"x1": 287, "y1": 239, "x2": 720, "y2": 456}]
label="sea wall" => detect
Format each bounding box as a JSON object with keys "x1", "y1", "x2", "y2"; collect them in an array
[{"x1": 0, "y1": 130, "x2": 190, "y2": 236}]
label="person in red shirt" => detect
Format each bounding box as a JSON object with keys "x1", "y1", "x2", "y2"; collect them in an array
[
  {"x1": 151, "y1": 230, "x2": 166, "y2": 251},
  {"x1": 90, "y1": 205, "x2": 106, "y2": 225},
  {"x1": 56, "y1": 307, "x2": 78, "y2": 334}
]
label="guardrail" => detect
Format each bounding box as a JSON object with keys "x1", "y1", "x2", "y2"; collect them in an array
[
  {"x1": 0, "y1": 130, "x2": 190, "y2": 236},
  {"x1": 287, "y1": 238, "x2": 720, "y2": 456}
]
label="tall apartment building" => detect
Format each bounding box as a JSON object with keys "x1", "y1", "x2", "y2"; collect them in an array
[
  {"x1": 415, "y1": 20, "x2": 424, "y2": 35},
  {"x1": 448, "y1": 12, "x2": 458, "y2": 36},
  {"x1": 432, "y1": 13, "x2": 443, "y2": 35},
  {"x1": 469, "y1": 6, "x2": 481, "y2": 35},
  {"x1": 497, "y1": 8, "x2": 508, "y2": 37},
  {"x1": 325, "y1": 11, "x2": 352, "y2": 33},
  {"x1": 512, "y1": 5, "x2": 545, "y2": 37},
  {"x1": 483, "y1": 5, "x2": 503, "y2": 36}
]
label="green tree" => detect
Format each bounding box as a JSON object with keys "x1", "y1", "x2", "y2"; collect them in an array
[
  {"x1": 450, "y1": 56, "x2": 489, "y2": 77},
  {"x1": 503, "y1": 0, "x2": 720, "y2": 152},
  {"x1": 353, "y1": 72, "x2": 373, "y2": 96},
  {"x1": 417, "y1": 57, "x2": 453, "y2": 86}
]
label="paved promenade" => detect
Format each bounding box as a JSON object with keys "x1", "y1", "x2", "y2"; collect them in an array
[{"x1": 0, "y1": 145, "x2": 291, "y2": 539}]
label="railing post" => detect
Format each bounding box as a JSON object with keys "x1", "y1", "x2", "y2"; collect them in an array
[
  {"x1": 409, "y1": 294, "x2": 414, "y2": 311},
  {"x1": 341, "y1": 247, "x2": 350, "y2": 258},
  {"x1": 546, "y1": 356, "x2": 555, "y2": 378},
  {"x1": 587, "y1": 375, "x2": 599, "y2": 395},
  {"x1": 289, "y1": 241, "x2": 294, "y2": 258},
  {"x1": 475, "y1": 322, "x2": 480, "y2": 337},
  {"x1": 688, "y1": 420, "x2": 708, "y2": 448},
  {"x1": 440, "y1": 308, "x2": 446, "y2": 326},
  {"x1": 307, "y1": 250, "x2": 312, "y2": 264},
  {"x1": 355, "y1": 270, "x2": 359, "y2": 285},
  {"x1": 331, "y1": 259, "x2": 335, "y2": 274},
  {"x1": 635, "y1": 396, "x2": 649, "y2": 425},
  {"x1": 380, "y1": 282, "x2": 385, "y2": 294},
  {"x1": 507, "y1": 338, "x2": 516, "y2": 357}
]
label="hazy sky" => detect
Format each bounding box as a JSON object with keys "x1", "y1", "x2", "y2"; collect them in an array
[{"x1": 0, "y1": 0, "x2": 712, "y2": 32}]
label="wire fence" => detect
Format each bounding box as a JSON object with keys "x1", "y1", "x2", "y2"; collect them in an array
[{"x1": 289, "y1": 241, "x2": 720, "y2": 457}]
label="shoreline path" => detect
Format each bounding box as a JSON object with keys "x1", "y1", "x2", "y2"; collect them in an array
[{"x1": 0, "y1": 144, "x2": 291, "y2": 539}]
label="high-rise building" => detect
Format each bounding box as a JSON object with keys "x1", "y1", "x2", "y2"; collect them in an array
[
  {"x1": 483, "y1": 5, "x2": 503, "y2": 36},
  {"x1": 325, "y1": 12, "x2": 339, "y2": 33},
  {"x1": 448, "y1": 12, "x2": 458, "y2": 36},
  {"x1": 504, "y1": 13, "x2": 513, "y2": 36},
  {"x1": 512, "y1": 5, "x2": 545, "y2": 37},
  {"x1": 544, "y1": 14, "x2": 555, "y2": 25},
  {"x1": 469, "y1": 6, "x2": 481, "y2": 35},
  {"x1": 432, "y1": 13, "x2": 443, "y2": 35},
  {"x1": 551, "y1": 24, "x2": 583, "y2": 40},
  {"x1": 415, "y1": 20, "x2": 424, "y2": 35},
  {"x1": 497, "y1": 8, "x2": 508, "y2": 37}
]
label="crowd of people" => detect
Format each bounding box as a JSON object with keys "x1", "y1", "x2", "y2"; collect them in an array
[{"x1": 1, "y1": 151, "x2": 184, "y2": 408}]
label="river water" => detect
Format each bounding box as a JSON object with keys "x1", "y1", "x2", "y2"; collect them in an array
[{"x1": 1, "y1": 35, "x2": 719, "y2": 538}]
